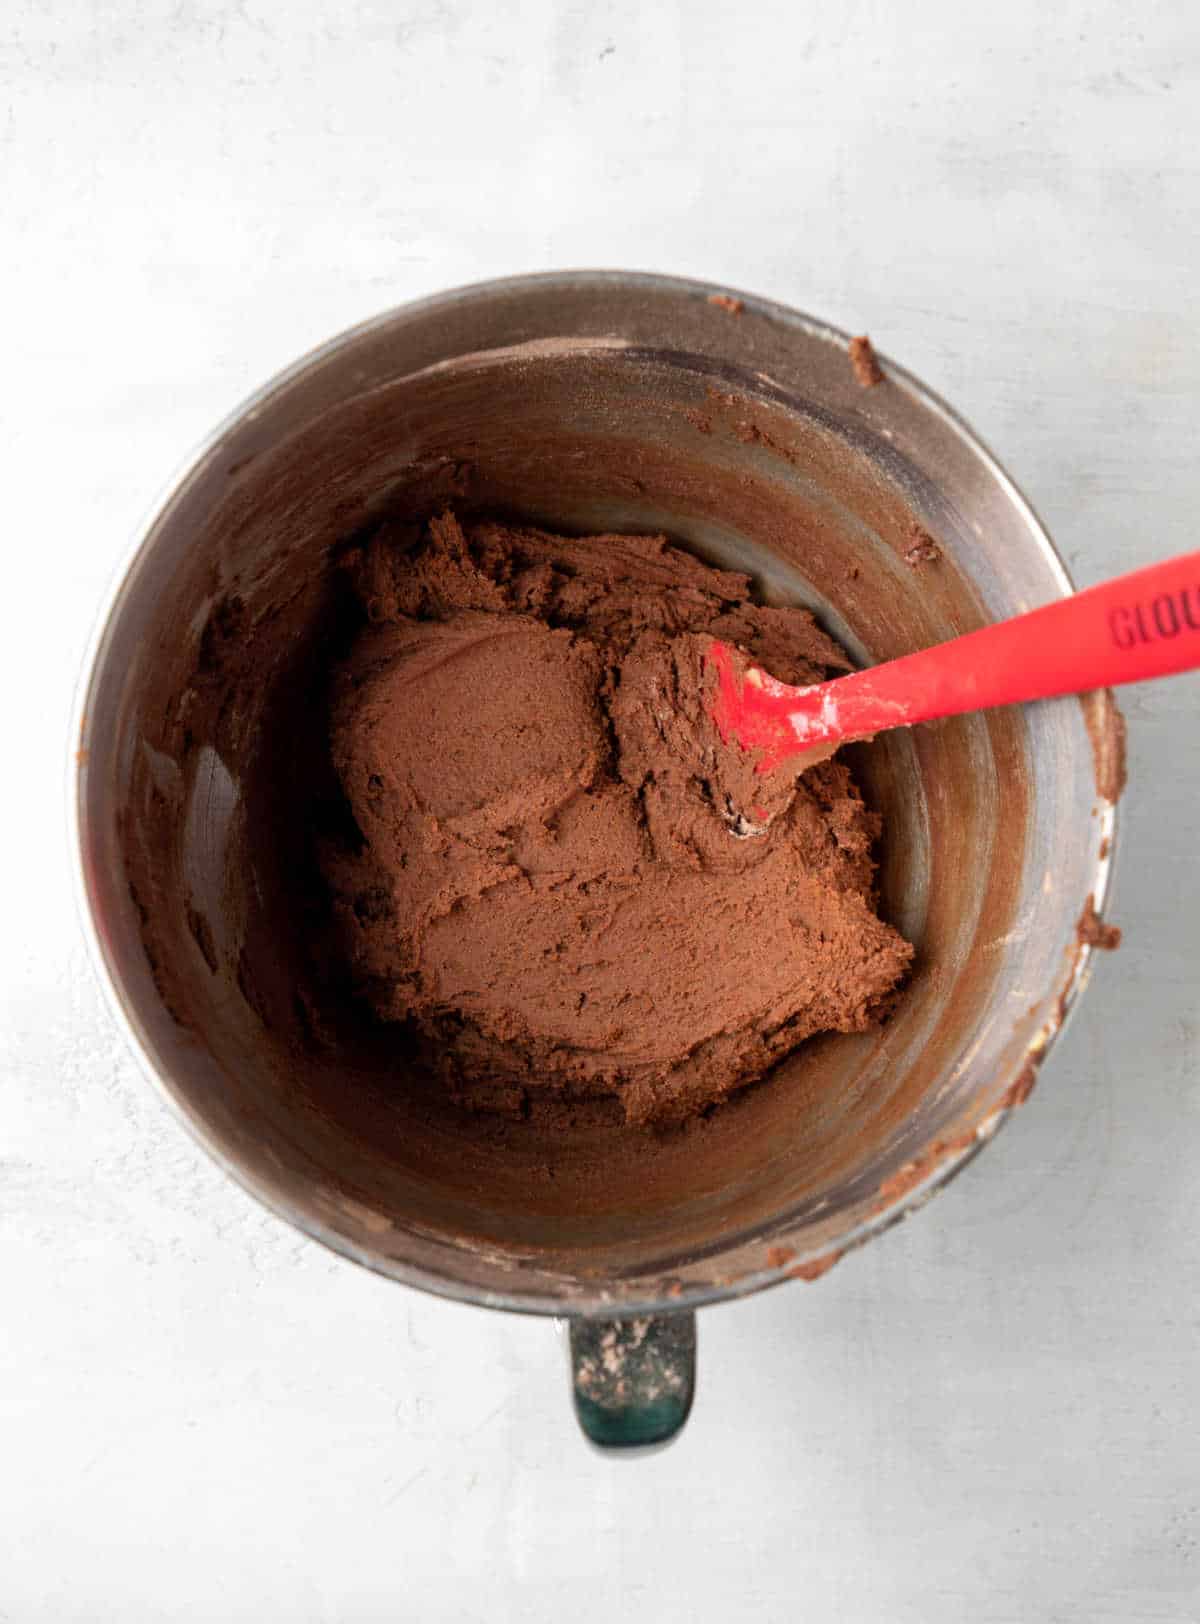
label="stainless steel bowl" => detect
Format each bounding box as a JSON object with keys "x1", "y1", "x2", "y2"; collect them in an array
[{"x1": 73, "y1": 272, "x2": 1117, "y2": 1446}]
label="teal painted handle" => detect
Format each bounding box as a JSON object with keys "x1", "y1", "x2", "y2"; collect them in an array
[{"x1": 569, "y1": 1313, "x2": 696, "y2": 1449}]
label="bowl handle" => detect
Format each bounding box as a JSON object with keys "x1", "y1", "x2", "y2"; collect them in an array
[{"x1": 568, "y1": 1312, "x2": 696, "y2": 1449}]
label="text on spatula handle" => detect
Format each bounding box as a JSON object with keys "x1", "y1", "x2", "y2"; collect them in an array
[{"x1": 1110, "y1": 585, "x2": 1200, "y2": 648}]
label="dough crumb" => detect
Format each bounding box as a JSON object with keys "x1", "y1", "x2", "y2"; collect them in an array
[
  {"x1": 904, "y1": 523, "x2": 941, "y2": 568},
  {"x1": 849, "y1": 334, "x2": 884, "y2": 388},
  {"x1": 1077, "y1": 895, "x2": 1121, "y2": 951}
]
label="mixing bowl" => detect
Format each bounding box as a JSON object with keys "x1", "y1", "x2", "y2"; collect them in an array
[{"x1": 73, "y1": 273, "x2": 1119, "y2": 1446}]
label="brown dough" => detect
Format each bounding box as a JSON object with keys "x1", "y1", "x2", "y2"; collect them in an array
[
  {"x1": 849, "y1": 334, "x2": 885, "y2": 388},
  {"x1": 319, "y1": 512, "x2": 913, "y2": 1126}
]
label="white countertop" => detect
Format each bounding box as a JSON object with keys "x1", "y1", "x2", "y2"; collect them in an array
[{"x1": 4, "y1": 1, "x2": 1199, "y2": 1617}]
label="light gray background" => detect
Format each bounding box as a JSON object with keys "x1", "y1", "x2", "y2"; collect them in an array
[{"x1": 3, "y1": 1, "x2": 1198, "y2": 1619}]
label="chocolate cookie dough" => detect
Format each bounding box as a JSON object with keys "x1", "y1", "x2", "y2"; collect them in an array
[{"x1": 319, "y1": 513, "x2": 913, "y2": 1127}]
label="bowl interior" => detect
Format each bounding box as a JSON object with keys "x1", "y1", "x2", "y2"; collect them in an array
[{"x1": 79, "y1": 278, "x2": 1112, "y2": 1307}]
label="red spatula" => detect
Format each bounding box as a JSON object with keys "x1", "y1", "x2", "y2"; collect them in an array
[{"x1": 708, "y1": 547, "x2": 1200, "y2": 774}]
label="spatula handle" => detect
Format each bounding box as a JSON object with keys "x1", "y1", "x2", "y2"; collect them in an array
[{"x1": 806, "y1": 547, "x2": 1200, "y2": 740}]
